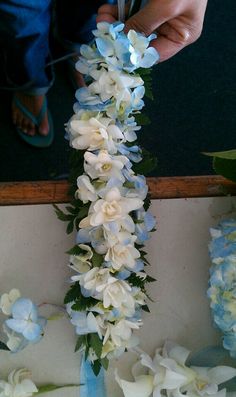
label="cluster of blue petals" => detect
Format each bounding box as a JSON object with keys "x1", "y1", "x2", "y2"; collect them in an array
[{"x1": 208, "y1": 219, "x2": 236, "y2": 358}]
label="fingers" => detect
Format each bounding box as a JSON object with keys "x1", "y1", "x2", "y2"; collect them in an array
[{"x1": 96, "y1": 4, "x2": 118, "y2": 24}]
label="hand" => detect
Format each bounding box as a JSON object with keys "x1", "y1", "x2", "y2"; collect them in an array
[{"x1": 97, "y1": 0, "x2": 208, "y2": 62}]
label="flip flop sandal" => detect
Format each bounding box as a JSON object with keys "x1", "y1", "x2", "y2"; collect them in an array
[{"x1": 13, "y1": 95, "x2": 54, "y2": 148}]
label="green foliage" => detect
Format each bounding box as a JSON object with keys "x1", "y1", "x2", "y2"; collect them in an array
[
  {"x1": 71, "y1": 295, "x2": 97, "y2": 312},
  {"x1": 135, "y1": 113, "x2": 150, "y2": 126},
  {"x1": 101, "y1": 357, "x2": 109, "y2": 370},
  {"x1": 64, "y1": 282, "x2": 81, "y2": 304},
  {"x1": 91, "y1": 252, "x2": 104, "y2": 267},
  {"x1": 67, "y1": 245, "x2": 87, "y2": 255},
  {"x1": 203, "y1": 149, "x2": 236, "y2": 183},
  {"x1": 90, "y1": 333, "x2": 103, "y2": 358},
  {"x1": 0, "y1": 341, "x2": 10, "y2": 351},
  {"x1": 91, "y1": 360, "x2": 102, "y2": 376},
  {"x1": 136, "y1": 68, "x2": 154, "y2": 100},
  {"x1": 53, "y1": 202, "x2": 89, "y2": 234},
  {"x1": 133, "y1": 148, "x2": 157, "y2": 176},
  {"x1": 36, "y1": 384, "x2": 79, "y2": 395},
  {"x1": 75, "y1": 335, "x2": 87, "y2": 352}
]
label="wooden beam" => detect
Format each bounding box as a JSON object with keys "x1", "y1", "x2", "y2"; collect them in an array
[{"x1": 0, "y1": 176, "x2": 235, "y2": 205}]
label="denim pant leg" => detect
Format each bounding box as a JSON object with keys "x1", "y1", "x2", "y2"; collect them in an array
[
  {"x1": 0, "y1": 0, "x2": 53, "y2": 95},
  {"x1": 55, "y1": 0, "x2": 112, "y2": 53}
]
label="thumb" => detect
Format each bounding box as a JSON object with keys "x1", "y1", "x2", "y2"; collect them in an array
[{"x1": 125, "y1": 1, "x2": 167, "y2": 35}]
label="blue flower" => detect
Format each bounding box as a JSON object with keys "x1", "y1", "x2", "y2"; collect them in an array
[
  {"x1": 5, "y1": 298, "x2": 46, "y2": 342},
  {"x1": 208, "y1": 219, "x2": 236, "y2": 358}
]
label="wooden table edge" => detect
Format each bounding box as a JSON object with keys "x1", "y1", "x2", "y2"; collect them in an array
[{"x1": 0, "y1": 176, "x2": 235, "y2": 205}]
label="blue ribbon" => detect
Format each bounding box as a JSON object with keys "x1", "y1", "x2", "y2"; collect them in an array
[{"x1": 80, "y1": 356, "x2": 107, "y2": 397}]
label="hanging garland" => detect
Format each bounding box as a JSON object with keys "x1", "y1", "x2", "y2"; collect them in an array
[{"x1": 54, "y1": 21, "x2": 159, "y2": 375}]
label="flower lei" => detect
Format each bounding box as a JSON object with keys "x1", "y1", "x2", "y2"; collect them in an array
[
  {"x1": 53, "y1": 21, "x2": 159, "y2": 375},
  {"x1": 208, "y1": 219, "x2": 236, "y2": 358}
]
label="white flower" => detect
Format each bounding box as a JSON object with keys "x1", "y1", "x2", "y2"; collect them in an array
[
  {"x1": 79, "y1": 267, "x2": 114, "y2": 299},
  {"x1": 0, "y1": 369, "x2": 38, "y2": 397},
  {"x1": 115, "y1": 341, "x2": 236, "y2": 397},
  {"x1": 89, "y1": 68, "x2": 144, "y2": 108},
  {"x1": 70, "y1": 244, "x2": 93, "y2": 274},
  {"x1": 2, "y1": 325, "x2": 24, "y2": 353},
  {"x1": 84, "y1": 150, "x2": 128, "y2": 181},
  {"x1": 79, "y1": 187, "x2": 143, "y2": 230},
  {"x1": 75, "y1": 175, "x2": 97, "y2": 203},
  {"x1": 105, "y1": 242, "x2": 140, "y2": 270},
  {"x1": 103, "y1": 319, "x2": 141, "y2": 347},
  {"x1": 0, "y1": 289, "x2": 21, "y2": 316},
  {"x1": 102, "y1": 279, "x2": 134, "y2": 309},
  {"x1": 67, "y1": 114, "x2": 124, "y2": 154}
]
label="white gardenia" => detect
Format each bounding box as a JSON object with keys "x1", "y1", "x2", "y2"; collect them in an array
[
  {"x1": 79, "y1": 187, "x2": 143, "y2": 229},
  {"x1": 68, "y1": 114, "x2": 124, "y2": 154},
  {"x1": 0, "y1": 289, "x2": 21, "y2": 316},
  {"x1": 116, "y1": 342, "x2": 236, "y2": 397},
  {"x1": 79, "y1": 267, "x2": 114, "y2": 299},
  {"x1": 0, "y1": 369, "x2": 38, "y2": 397},
  {"x1": 102, "y1": 279, "x2": 134, "y2": 309},
  {"x1": 105, "y1": 242, "x2": 140, "y2": 270},
  {"x1": 75, "y1": 175, "x2": 97, "y2": 203},
  {"x1": 70, "y1": 244, "x2": 93, "y2": 273},
  {"x1": 84, "y1": 150, "x2": 128, "y2": 181}
]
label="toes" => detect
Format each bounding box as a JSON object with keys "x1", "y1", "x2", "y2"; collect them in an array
[{"x1": 38, "y1": 113, "x2": 49, "y2": 136}]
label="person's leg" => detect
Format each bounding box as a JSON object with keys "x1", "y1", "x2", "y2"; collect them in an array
[
  {"x1": 0, "y1": 0, "x2": 53, "y2": 136},
  {"x1": 55, "y1": 0, "x2": 108, "y2": 87}
]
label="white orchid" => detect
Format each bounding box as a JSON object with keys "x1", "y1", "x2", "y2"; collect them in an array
[
  {"x1": 0, "y1": 289, "x2": 21, "y2": 316},
  {"x1": 0, "y1": 369, "x2": 38, "y2": 397},
  {"x1": 102, "y1": 279, "x2": 134, "y2": 309},
  {"x1": 75, "y1": 175, "x2": 97, "y2": 203},
  {"x1": 67, "y1": 113, "x2": 124, "y2": 154},
  {"x1": 116, "y1": 341, "x2": 236, "y2": 397},
  {"x1": 84, "y1": 150, "x2": 128, "y2": 181},
  {"x1": 79, "y1": 187, "x2": 143, "y2": 230},
  {"x1": 69, "y1": 244, "x2": 93, "y2": 274}
]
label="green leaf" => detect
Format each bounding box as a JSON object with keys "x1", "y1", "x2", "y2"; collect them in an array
[
  {"x1": 101, "y1": 357, "x2": 109, "y2": 370},
  {"x1": 72, "y1": 295, "x2": 97, "y2": 311},
  {"x1": 67, "y1": 245, "x2": 85, "y2": 255},
  {"x1": 53, "y1": 204, "x2": 73, "y2": 222},
  {"x1": 90, "y1": 333, "x2": 103, "y2": 359},
  {"x1": 36, "y1": 384, "x2": 79, "y2": 395},
  {"x1": 64, "y1": 283, "x2": 81, "y2": 304},
  {"x1": 91, "y1": 252, "x2": 103, "y2": 267},
  {"x1": 0, "y1": 341, "x2": 10, "y2": 351},
  {"x1": 77, "y1": 206, "x2": 89, "y2": 219},
  {"x1": 142, "y1": 305, "x2": 150, "y2": 313},
  {"x1": 133, "y1": 148, "x2": 157, "y2": 176},
  {"x1": 135, "y1": 113, "x2": 150, "y2": 126},
  {"x1": 75, "y1": 335, "x2": 86, "y2": 352},
  {"x1": 91, "y1": 360, "x2": 102, "y2": 376},
  {"x1": 204, "y1": 149, "x2": 236, "y2": 160},
  {"x1": 66, "y1": 220, "x2": 74, "y2": 234},
  {"x1": 213, "y1": 157, "x2": 236, "y2": 183},
  {"x1": 146, "y1": 275, "x2": 156, "y2": 283}
]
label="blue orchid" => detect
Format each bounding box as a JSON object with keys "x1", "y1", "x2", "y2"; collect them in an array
[{"x1": 5, "y1": 298, "x2": 46, "y2": 342}]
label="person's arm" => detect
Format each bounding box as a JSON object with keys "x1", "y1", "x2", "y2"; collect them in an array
[{"x1": 97, "y1": 0, "x2": 208, "y2": 62}]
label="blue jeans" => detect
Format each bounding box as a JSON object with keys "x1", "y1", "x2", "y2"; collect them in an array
[{"x1": 0, "y1": 0, "x2": 112, "y2": 95}]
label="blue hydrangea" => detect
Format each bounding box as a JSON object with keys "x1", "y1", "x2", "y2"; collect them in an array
[{"x1": 208, "y1": 219, "x2": 236, "y2": 358}]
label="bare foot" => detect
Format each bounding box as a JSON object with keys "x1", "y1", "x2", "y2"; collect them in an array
[{"x1": 12, "y1": 92, "x2": 49, "y2": 137}]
